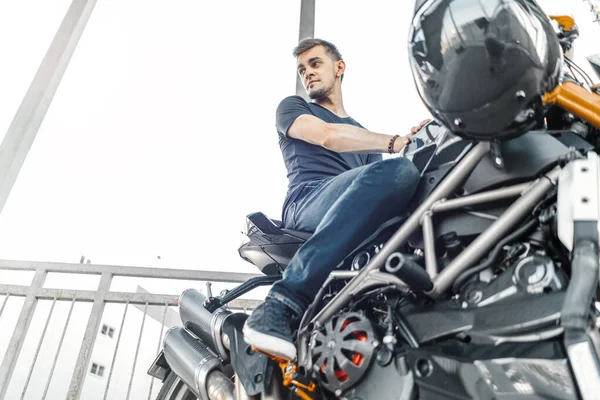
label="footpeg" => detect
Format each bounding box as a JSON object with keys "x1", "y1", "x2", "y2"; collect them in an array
[{"x1": 251, "y1": 346, "x2": 316, "y2": 399}]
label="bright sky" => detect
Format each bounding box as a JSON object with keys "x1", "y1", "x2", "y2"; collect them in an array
[
  {"x1": 0, "y1": 0, "x2": 599, "y2": 278},
  {"x1": 2, "y1": 3, "x2": 599, "y2": 398}
]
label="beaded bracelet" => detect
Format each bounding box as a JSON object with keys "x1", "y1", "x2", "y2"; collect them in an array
[{"x1": 388, "y1": 134, "x2": 400, "y2": 154}]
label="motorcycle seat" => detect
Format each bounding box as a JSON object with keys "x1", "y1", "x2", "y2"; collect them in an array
[
  {"x1": 246, "y1": 212, "x2": 313, "y2": 241},
  {"x1": 240, "y1": 212, "x2": 405, "y2": 274},
  {"x1": 240, "y1": 212, "x2": 312, "y2": 274},
  {"x1": 280, "y1": 227, "x2": 312, "y2": 241}
]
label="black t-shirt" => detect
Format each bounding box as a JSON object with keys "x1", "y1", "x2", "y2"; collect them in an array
[{"x1": 276, "y1": 95, "x2": 382, "y2": 207}]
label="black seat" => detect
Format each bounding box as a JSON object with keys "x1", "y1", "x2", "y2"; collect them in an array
[
  {"x1": 246, "y1": 212, "x2": 313, "y2": 240},
  {"x1": 280, "y1": 228, "x2": 312, "y2": 241},
  {"x1": 267, "y1": 216, "x2": 313, "y2": 241},
  {"x1": 238, "y1": 212, "x2": 312, "y2": 274},
  {"x1": 239, "y1": 212, "x2": 407, "y2": 275}
]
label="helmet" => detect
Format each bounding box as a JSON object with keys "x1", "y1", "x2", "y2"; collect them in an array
[{"x1": 408, "y1": 0, "x2": 563, "y2": 141}]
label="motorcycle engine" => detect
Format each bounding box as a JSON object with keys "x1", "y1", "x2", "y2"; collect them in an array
[
  {"x1": 310, "y1": 312, "x2": 376, "y2": 394},
  {"x1": 458, "y1": 245, "x2": 568, "y2": 308},
  {"x1": 309, "y1": 311, "x2": 416, "y2": 399}
]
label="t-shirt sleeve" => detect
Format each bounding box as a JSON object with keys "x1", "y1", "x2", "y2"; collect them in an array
[{"x1": 276, "y1": 96, "x2": 312, "y2": 138}]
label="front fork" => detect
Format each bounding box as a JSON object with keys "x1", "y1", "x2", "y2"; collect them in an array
[{"x1": 556, "y1": 151, "x2": 600, "y2": 400}]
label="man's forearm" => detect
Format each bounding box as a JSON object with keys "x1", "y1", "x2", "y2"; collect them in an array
[{"x1": 322, "y1": 123, "x2": 406, "y2": 154}]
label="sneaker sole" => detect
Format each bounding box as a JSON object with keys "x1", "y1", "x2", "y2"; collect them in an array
[{"x1": 242, "y1": 325, "x2": 297, "y2": 361}]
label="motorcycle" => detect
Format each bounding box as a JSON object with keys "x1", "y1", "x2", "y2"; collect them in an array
[{"x1": 148, "y1": 4, "x2": 600, "y2": 400}]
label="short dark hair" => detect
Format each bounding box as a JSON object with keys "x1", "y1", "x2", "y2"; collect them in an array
[
  {"x1": 293, "y1": 38, "x2": 344, "y2": 80},
  {"x1": 293, "y1": 38, "x2": 343, "y2": 61}
]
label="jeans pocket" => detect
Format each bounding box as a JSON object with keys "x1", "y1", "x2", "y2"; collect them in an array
[
  {"x1": 296, "y1": 180, "x2": 324, "y2": 203},
  {"x1": 285, "y1": 202, "x2": 297, "y2": 229}
]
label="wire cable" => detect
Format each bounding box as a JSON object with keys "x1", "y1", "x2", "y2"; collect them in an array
[{"x1": 452, "y1": 218, "x2": 538, "y2": 294}]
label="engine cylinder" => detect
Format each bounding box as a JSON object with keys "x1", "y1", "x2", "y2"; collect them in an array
[
  {"x1": 179, "y1": 288, "x2": 231, "y2": 361},
  {"x1": 163, "y1": 327, "x2": 225, "y2": 400}
]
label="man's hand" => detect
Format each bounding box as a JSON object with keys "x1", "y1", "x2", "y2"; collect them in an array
[{"x1": 394, "y1": 119, "x2": 431, "y2": 154}]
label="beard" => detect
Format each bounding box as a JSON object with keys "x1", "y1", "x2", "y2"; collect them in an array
[{"x1": 308, "y1": 81, "x2": 334, "y2": 101}]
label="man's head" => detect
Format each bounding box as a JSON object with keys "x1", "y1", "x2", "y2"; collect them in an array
[{"x1": 293, "y1": 38, "x2": 345, "y2": 101}]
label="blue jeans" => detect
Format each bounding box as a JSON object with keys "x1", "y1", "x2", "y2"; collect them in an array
[{"x1": 269, "y1": 157, "x2": 420, "y2": 316}]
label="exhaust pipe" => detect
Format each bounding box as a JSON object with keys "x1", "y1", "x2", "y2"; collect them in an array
[
  {"x1": 234, "y1": 375, "x2": 260, "y2": 400},
  {"x1": 179, "y1": 288, "x2": 231, "y2": 361},
  {"x1": 163, "y1": 327, "x2": 234, "y2": 400},
  {"x1": 206, "y1": 370, "x2": 235, "y2": 400}
]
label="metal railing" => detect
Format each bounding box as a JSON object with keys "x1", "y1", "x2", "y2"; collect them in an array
[{"x1": 0, "y1": 259, "x2": 261, "y2": 400}]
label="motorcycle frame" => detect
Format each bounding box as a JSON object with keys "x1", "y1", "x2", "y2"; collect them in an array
[{"x1": 309, "y1": 141, "x2": 564, "y2": 331}]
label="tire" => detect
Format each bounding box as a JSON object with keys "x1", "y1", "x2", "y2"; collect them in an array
[{"x1": 155, "y1": 372, "x2": 198, "y2": 400}]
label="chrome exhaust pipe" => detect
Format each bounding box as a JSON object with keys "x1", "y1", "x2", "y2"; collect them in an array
[
  {"x1": 163, "y1": 327, "x2": 234, "y2": 400},
  {"x1": 234, "y1": 374, "x2": 260, "y2": 400},
  {"x1": 179, "y1": 288, "x2": 232, "y2": 361},
  {"x1": 206, "y1": 370, "x2": 235, "y2": 400}
]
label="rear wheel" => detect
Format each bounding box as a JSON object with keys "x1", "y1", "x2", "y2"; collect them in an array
[{"x1": 155, "y1": 372, "x2": 197, "y2": 400}]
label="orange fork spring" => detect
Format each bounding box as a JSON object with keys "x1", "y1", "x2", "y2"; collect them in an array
[{"x1": 543, "y1": 81, "x2": 600, "y2": 129}]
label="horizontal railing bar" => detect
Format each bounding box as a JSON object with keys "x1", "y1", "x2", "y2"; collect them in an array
[
  {"x1": 0, "y1": 284, "x2": 28, "y2": 296},
  {"x1": 0, "y1": 284, "x2": 261, "y2": 309},
  {"x1": 0, "y1": 260, "x2": 261, "y2": 282}
]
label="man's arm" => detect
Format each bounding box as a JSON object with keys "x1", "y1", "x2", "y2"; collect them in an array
[{"x1": 288, "y1": 114, "x2": 427, "y2": 154}]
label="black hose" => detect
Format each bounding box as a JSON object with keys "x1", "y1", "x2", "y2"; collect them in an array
[
  {"x1": 396, "y1": 312, "x2": 419, "y2": 348},
  {"x1": 562, "y1": 239, "x2": 599, "y2": 339},
  {"x1": 559, "y1": 236, "x2": 600, "y2": 394},
  {"x1": 298, "y1": 284, "x2": 328, "y2": 333},
  {"x1": 452, "y1": 218, "x2": 538, "y2": 293}
]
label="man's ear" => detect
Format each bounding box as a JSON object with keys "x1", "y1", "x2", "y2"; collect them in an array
[{"x1": 336, "y1": 60, "x2": 346, "y2": 77}]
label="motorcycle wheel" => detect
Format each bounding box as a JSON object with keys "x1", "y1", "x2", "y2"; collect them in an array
[{"x1": 155, "y1": 372, "x2": 197, "y2": 400}]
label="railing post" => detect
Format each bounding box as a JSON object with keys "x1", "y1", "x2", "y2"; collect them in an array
[
  {"x1": 66, "y1": 272, "x2": 112, "y2": 400},
  {"x1": 0, "y1": 0, "x2": 98, "y2": 217},
  {"x1": 0, "y1": 269, "x2": 47, "y2": 399},
  {"x1": 295, "y1": 0, "x2": 316, "y2": 99}
]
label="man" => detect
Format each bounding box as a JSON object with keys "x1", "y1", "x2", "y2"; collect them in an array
[{"x1": 243, "y1": 38, "x2": 427, "y2": 360}]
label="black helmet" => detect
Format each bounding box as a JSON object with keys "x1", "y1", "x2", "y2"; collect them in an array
[{"x1": 408, "y1": 0, "x2": 563, "y2": 141}]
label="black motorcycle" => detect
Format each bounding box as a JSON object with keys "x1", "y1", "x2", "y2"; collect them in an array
[{"x1": 148, "y1": 4, "x2": 600, "y2": 400}]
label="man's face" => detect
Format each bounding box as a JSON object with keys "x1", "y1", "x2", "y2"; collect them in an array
[{"x1": 296, "y1": 45, "x2": 339, "y2": 100}]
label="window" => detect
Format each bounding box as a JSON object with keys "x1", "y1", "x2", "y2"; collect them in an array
[
  {"x1": 100, "y1": 323, "x2": 115, "y2": 339},
  {"x1": 90, "y1": 362, "x2": 105, "y2": 377}
]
